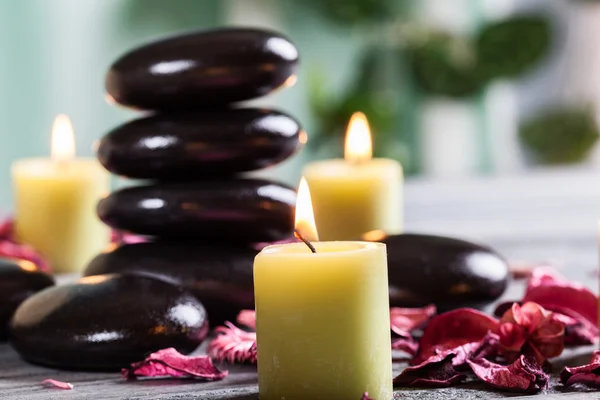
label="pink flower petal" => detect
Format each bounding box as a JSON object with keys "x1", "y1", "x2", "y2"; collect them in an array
[
  {"x1": 394, "y1": 353, "x2": 466, "y2": 388},
  {"x1": 361, "y1": 393, "x2": 374, "y2": 400},
  {"x1": 41, "y1": 379, "x2": 73, "y2": 389},
  {"x1": 560, "y1": 350, "x2": 600, "y2": 388},
  {"x1": 0, "y1": 217, "x2": 50, "y2": 273},
  {"x1": 440, "y1": 331, "x2": 500, "y2": 368},
  {"x1": 236, "y1": 310, "x2": 256, "y2": 331},
  {"x1": 392, "y1": 337, "x2": 419, "y2": 356},
  {"x1": 110, "y1": 230, "x2": 147, "y2": 245},
  {"x1": 390, "y1": 304, "x2": 436, "y2": 338},
  {"x1": 413, "y1": 308, "x2": 499, "y2": 365},
  {"x1": 207, "y1": 322, "x2": 257, "y2": 364},
  {"x1": 122, "y1": 348, "x2": 228, "y2": 381},
  {"x1": 467, "y1": 355, "x2": 548, "y2": 393}
]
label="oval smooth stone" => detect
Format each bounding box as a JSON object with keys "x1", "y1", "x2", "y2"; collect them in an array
[
  {"x1": 97, "y1": 179, "x2": 296, "y2": 242},
  {"x1": 362, "y1": 232, "x2": 509, "y2": 311},
  {"x1": 0, "y1": 258, "x2": 54, "y2": 340},
  {"x1": 106, "y1": 28, "x2": 299, "y2": 110},
  {"x1": 9, "y1": 274, "x2": 208, "y2": 371},
  {"x1": 97, "y1": 109, "x2": 304, "y2": 180},
  {"x1": 84, "y1": 242, "x2": 256, "y2": 326}
]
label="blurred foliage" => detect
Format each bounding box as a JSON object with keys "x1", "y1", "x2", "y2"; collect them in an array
[
  {"x1": 405, "y1": 32, "x2": 480, "y2": 97},
  {"x1": 302, "y1": 0, "x2": 397, "y2": 26},
  {"x1": 476, "y1": 16, "x2": 551, "y2": 80},
  {"x1": 520, "y1": 107, "x2": 599, "y2": 165}
]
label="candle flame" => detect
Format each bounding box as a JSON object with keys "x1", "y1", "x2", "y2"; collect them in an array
[
  {"x1": 51, "y1": 114, "x2": 75, "y2": 162},
  {"x1": 295, "y1": 177, "x2": 319, "y2": 242},
  {"x1": 344, "y1": 112, "x2": 372, "y2": 164}
]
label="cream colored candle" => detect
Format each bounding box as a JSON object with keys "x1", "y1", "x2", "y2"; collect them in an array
[
  {"x1": 303, "y1": 112, "x2": 403, "y2": 241},
  {"x1": 12, "y1": 115, "x2": 110, "y2": 274},
  {"x1": 254, "y1": 178, "x2": 393, "y2": 400}
]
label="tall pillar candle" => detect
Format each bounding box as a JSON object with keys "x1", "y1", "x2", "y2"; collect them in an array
[
  {"x1": 303, "y1": 112, "x2": 402, "y2": 240},
  {"x1": 12, "y1": 115, "x2": 110, "y2": 273},
  {"x1": 254, "y1": 178, "x2": 393, "y2": 400}
]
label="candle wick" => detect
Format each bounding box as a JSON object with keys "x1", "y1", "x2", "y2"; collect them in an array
[{"x1": 294, "y1": 230, "x2": 316, "y2": 253}]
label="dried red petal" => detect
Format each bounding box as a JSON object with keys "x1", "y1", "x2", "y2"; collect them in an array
[
  {"x1": 390, "y1": 304, "x2": 436, "y2": 338},
  {"x1": 122, "y1": 348, "x2": 228, "y2": 381},
  {"x1": 41, "y1": 379, "x2": 73, "y2": 389},
  {"x1": 0, "y1": 217, "x2": 50, "y2": 273},
  {"x1": 361, "y1": 393, "x2": 374, "y2": 400},
  {"x1": 467, "y1": 355, "x2": 548, "y2": 393},
  {"x1": 236, "y1": 310, "x2": 256, "y2": 331},
  {"x1": 207, "y1": 322, "x2": 257, "y2": 364},
  {"x1": 394, "y1": 353, "x2": 466, "y2": 388},
  {"x1": 560, "y1": 350, "x2": 600, "y2": 388},
  {"x1": 441, "y1": 331, "x2": 500, "y2": 369},
  {"x1": 524, "y1": 268, "x2": 597, "y2": 328},
  {"x1": 392, "y1": 337, "x2": 419, "y2": 356},
  {"x1": 498, "y1": 302, "x2": 564, "y2": 364},
  {"x1": 413, "y1": 308, "x2": 499, "y2": 365}
]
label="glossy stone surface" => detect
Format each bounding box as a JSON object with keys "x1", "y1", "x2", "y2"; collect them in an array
[
  {"x1": 9, "y1": 274, "x2": 208, "y2": 371},
  {"x1": 106, "y1": 28, "x2": 299, "y2": 110},
  {"x1": 84, "y1": 242, "x2": 256, "y2": 325},
  {"x1": 97, "y1": 109, "x2": 304, "y2": 180},
  {"x1": 362, "y1": 232, "x2": 509, "y2": 311},
  {"x1": 0, "y1": 258, "x2": 54, "y2": 340},
  {"x1": 97, "y1": 179, "x2": 296, "y2": 242}
]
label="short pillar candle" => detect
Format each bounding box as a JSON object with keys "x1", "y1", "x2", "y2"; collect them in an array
[{"x1": 253, "y1": 178, "x2": 393, "y2": 400}]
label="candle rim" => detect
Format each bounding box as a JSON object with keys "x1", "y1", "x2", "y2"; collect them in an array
[{"x1": 258, "y1": 241, "x2": 384, "y2": 257}]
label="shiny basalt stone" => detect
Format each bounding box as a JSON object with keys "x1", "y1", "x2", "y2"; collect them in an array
[
  {"x1": 362, "y1": 232, "x2": 509, "y2": 311},
  {"x1": 106, "y1": 28, "x2": 299, "y2": 110},
  {"x1": 84, "y1": 242, "x2": 256, "y2": 326},
  {"x1": 97, "y1": 108, "x2": 304, "y2": 180},
  {"x1": 0, "y1": 258, "x2": 54, "y2": 340},
  {"x1": 97, "y1": 179, "x2": 296, "y2": 243},
  {"x1": 9, "y1": 274, "x2": 208, "y2": 371}
]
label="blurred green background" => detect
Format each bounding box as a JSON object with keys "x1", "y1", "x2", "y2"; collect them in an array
[{"x1": 0, "y1": 0, "x2": 598, "y2": 208}]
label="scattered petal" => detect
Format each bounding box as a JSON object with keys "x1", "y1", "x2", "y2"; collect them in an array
[
  {"x1": 122, "y1": 348, "x2": 228, "y2": 381},
  {"x1": 498, "y1": 302, "x2": 564, "y2": 364},
  {"x1": 413, "y1": 308, "x2": 498, "y2": 365},
  {"x1": 467, "y1": 355, "x2": 548, "y2": 393},
  {"x1": 394, "y1": 353, "x2": 466, "y2": 388},
  {"x1": 392, "y1": 337, "x2": 419, "y2": 356},
  {"x1": 390, "y1": 304, "x2": 436, "y2": 338},
  {"x1": 361, "y1": 393, "x2": 374, "y2": 400},
  {"x1": 560, "y1": 350, "x2": 600, "y2": 388},
  {"x1": 41, "y1": 379, "x2": 73, "y2": 389},
  {"x1": 236, "y1": 310, "x2": 256, "y2": 331},
  {"x1": 441, "y1": 331, "x2": 500, "y2": 369},
  {"x1": 524, "y1": 268, "x2": 597, "y2": 327},
  {"x1": 0, "y1": 217, "x2": 50, "y2": 272},
  {"x1": 208, "y1": 322, "x2": 257, "y2": 364},
  {"x1": 111, "y1": 230, "x2": 147, "y2": 245}
]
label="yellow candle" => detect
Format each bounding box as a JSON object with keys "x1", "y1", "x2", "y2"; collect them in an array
[
  {"x1": 12, "y1": 115, "x2": 110, "y2": 274},
  {"x1": 303, "y1": 112, "x2": 403, "y2": 240},
  {"x1": 254, "y1": 178, "x2": 393, "y2": 400}
]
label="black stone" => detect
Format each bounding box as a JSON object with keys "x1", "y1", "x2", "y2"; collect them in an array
[
  {"x1": 9, "y1": 274, "x2": 208, "y2": 371},
  {"x1": 97, "y1": 109, "x2": 304, "y2": 180},
  {"x1": 362, "y1": 233, "x2": 509, "y2": 311},
  {"x1": 97, "y1": 179, "x2": 296, "y2": 243},
  {"x1": 84, "y1": 242, "x2": 256, "y2": 326},
  {"x1": 0, "y1": 258, "x2": 54, "y2": 340},
  {"x1": 106, "y1": 28, "x2": 299, "y2": 110}
]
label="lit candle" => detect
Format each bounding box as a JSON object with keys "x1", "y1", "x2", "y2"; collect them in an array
[
  {"x1": 254, "y1": 178, "x2": 393, "y2": 400},
  {"x1": 303, "y1": 112, "x2": 403, "y2": 240},
  {"x1": 12, "y1": 115, "x2": 110, "y2": 274}
]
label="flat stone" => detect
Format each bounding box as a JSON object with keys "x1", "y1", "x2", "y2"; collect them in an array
[
  {"x1": 97, "y1": 108, "x2": 304, "y2": 179},
  {"x1": 363, "y1": 233, "x2": 509, "y2": 311},
  {"x1": 106, "y1": 28, "x2": 299, "y2": 110},
  {"x1": 9, "y1": 274, "x2": 208, "y2": 371},
  {"x1": 84, "y1": 242, "x2": 256, "y2": 326},
  {"x1": 0, "y1": 258, "x2": 54, "y2": 340},
  {"x1": 97, "y1": 179, "x2": 296, "y2": 243}
]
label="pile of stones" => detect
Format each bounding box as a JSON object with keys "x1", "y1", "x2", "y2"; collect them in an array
[{"x1": 8, "y1": 28, "x2": 302, "y2": 370}]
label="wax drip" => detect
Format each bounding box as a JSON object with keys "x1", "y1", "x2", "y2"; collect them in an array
[{"x1": 294, "y1": 230, "x2": 316, "y2": 253}]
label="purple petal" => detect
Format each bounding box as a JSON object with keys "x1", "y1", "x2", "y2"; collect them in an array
[
  {"x1": 394, "y1": 353, "x2": 466, "y2": 388},
  {"x1": 560, "y1": 350, "x2": 600, "y2": 388},
  {"x1": 123, "y1": 348, "x2": 228, "y2": 380},
  {"x1": 467, "y1": 355, "x2": 548, "y2": 393}
]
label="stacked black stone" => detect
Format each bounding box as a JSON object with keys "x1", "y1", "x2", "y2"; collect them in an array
[{"x1": 89, "y1": 28, "x2": 302, "y2": 325}]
